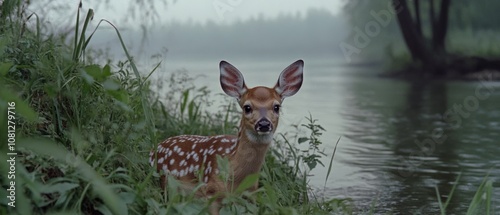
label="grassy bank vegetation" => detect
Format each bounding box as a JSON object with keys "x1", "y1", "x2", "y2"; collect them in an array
[{"x1": 0, "y1": 4, "x2": 350, "y2": 215}]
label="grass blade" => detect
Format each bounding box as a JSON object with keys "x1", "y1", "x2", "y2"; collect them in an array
[
  {"x1": 466, "y1": 174, "x2": 493, "y2": 215},
  {"x1": 443, "y1": 172, "x2": 461, "y2": 209},
  {"x1": 435, "y1": 186, "x2": 445, "y2": 215},
  {"x1": 324, "y1": 137, "x2": 341, "y2": 190},
  {"x1": 72, "y1": 1, "x2": 82, "y2": 60},
  {"x1": 74, "y1": 9, "x2": 94, "y2": 61}
]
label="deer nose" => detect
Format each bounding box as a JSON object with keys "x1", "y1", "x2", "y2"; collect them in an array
[{"x1": 255, "y1": 119, "x2": 272, "y2": 133}]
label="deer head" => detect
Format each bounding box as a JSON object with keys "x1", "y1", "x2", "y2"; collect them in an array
[{"x1": 219, "y1": 60, "x2": 304, "y2": 144}]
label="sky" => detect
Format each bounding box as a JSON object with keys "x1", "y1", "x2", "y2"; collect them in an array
[{"x1": 31, "y1": 0, "x2": 344, "y2": 27}]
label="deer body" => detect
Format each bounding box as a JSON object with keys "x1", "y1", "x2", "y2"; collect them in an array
[{"x1": 150, "y1": 60, "x2": 304, "y2": 214}]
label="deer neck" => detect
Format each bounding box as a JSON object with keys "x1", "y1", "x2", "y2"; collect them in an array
[{"x1": 229, "y1": 124, "x2": 272, "y2": 184}]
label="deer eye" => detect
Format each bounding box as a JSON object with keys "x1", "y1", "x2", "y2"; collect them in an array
[
  {"x1": 273, "y1": 104, "x2": 280, "y2": 113},
  {"x1": 243, "y1": 105, "x2": 252, "y2": 114}
]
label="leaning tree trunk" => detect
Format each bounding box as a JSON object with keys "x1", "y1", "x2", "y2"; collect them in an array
[
  {"x1": 414, "y1": 0, "x2": 423, "y2": 36},
  {"x1": 392, "y1": 0, "x2": 431, "y2": 64},
  {"x1": 429, "y1": 0, "x2": 436, "y2": 41},
  {"x1": 433, "y1": 0, "x2": 451, "y2": 52}
]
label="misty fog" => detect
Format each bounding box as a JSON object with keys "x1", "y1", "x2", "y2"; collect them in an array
[{"x1": 89, "y1": 8, "x2": 348, "y2": 62}]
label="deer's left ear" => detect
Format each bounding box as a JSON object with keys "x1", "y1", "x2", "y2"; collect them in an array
[{"x1": 274, "y1": 60, "x2": 304, "y2": 100}]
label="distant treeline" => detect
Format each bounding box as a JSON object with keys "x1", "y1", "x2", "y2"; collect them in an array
[{"x1": 91, "y1": 9, "x2": 348, "y2": 60}]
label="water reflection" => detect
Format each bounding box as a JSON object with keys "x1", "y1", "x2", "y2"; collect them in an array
[
  {"x1": 388, "y1": 80, "x2": 461, "y2": 213},
  {"x1": 339, "y1": 68, "x2": 500, "y2": 214}
]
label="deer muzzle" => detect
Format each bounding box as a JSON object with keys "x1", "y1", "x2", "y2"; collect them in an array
[{"x1": 255, "y1": 119, "x2": 273, "y2": 134}]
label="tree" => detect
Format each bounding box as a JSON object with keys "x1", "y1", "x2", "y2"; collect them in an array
[
  {"x1": 392, "y1": 0, "x2": 500, "y2": 77},
  {"x1": 343, "y1": 0, "x2": 500, "y2": 77},
  {"x1": 392, "y1": 0, "x2": 451, "y2": 75}
]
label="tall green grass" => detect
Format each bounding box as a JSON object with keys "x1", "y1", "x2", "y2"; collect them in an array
[
  {"x1": 435, "y1": 173, "x2": 495, "y2": 215},
  {"x1": 0, "y1": 2, "x2": 349, "y2": 215}
]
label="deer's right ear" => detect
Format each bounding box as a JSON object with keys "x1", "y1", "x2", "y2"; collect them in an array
[{"x1": 220, "y1": 61, "x2": 247, "y2": 99}]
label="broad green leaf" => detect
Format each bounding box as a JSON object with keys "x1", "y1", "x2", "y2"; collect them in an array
[
  {"x1": 216, "y1": 155, "x2": 230, "y2": 181},
  {"x1": 44, "y1": 84, "x2": 57, "y2": 97},
  {"x1": 118, "y1": 192, "x2": 136, "y2": 204},
  {"x1": 41, "y1": 182, "x2": 79, "y2": 194},
  {"x1": 0, "y1": 62, "x2": 13, "y2": 76},
  {"x1": 102, "y1": 78, "x2": 120, "y2": 91},
  {"x1": 102, "y1": 64, "x2": 111, "y2": 77},
  {"x1": 95, "y1": 204, "x2": 113, "y2": 215},
  {"x1": 0, "y1": 89, "x2": 38, "y2": 122},
  {"x1": 298, "y1": 137, "x2": 309, "y2": 144},
  {"x1": 79, "y1": 68, "x2": 94, "y2": 84},
  {"x1": 235, "y1": 173, "x2": 259, "y2": 193},
  {"x1": 106, "y1": 89, "x2": 129, "y2": 103},
  {"x1": 306, "y1": 160, "x2": 317, "y2": 170},
  {"x1": 84, "y1": 64, "x2": 103, "y2": 81}
]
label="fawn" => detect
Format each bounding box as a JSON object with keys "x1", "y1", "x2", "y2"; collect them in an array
[{"x1": 149, "y1": 60, "x2": 304, "y2": 214}]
